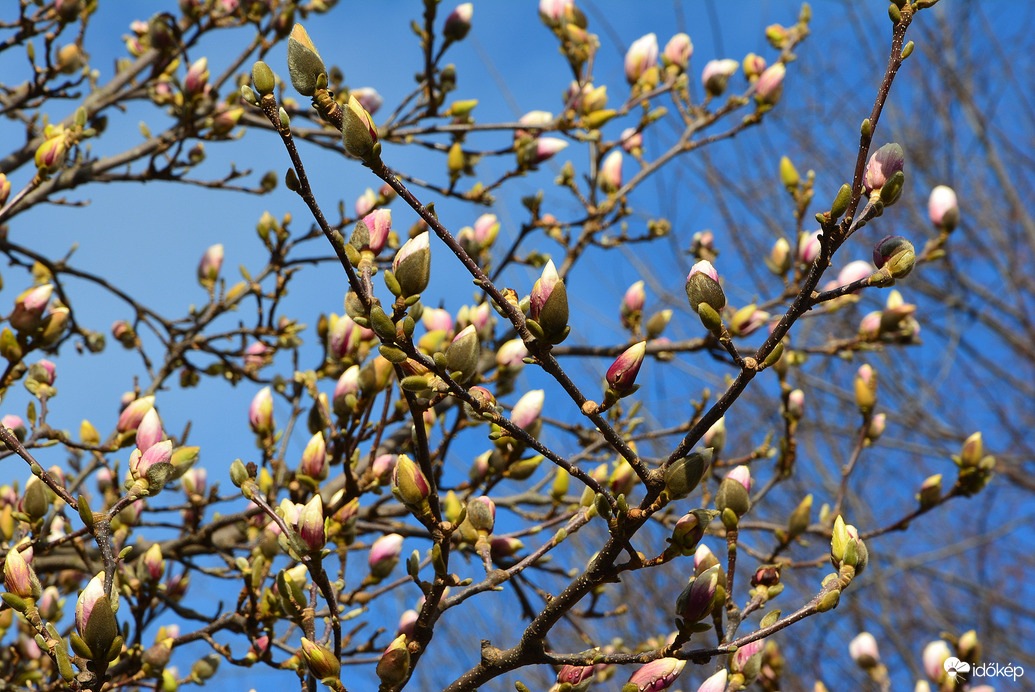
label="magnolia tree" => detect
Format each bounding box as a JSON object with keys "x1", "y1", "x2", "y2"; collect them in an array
[{"x1": 0, "y1": 1, "x2": 1017, "y2": 691}]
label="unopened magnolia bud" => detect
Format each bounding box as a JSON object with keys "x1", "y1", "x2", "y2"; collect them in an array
[
  {"x1": 251, "y1": 61, "x2": 275, "y2": 95},
  {"x1": 342, "y1": 94, "x2": 380, "y2": 162},
  {"x1": 287, "y1": 24, "x2": 326, "y2": 97},
  {"x1": 685, "y1": 260, "x2": 725, "y2": 314},
  {"x1": 392, "y1": 232, "x2": 430, "y2": 297},
  {"x1": 528, "y1": 260, "x2": 569, "y2": 344},
  {"x1": 664, "y1": 449, "x2": 712, "y2": 499},
  {"x1": 376, "y1": 634, "x2": 411, "y2": 688},
  {"x1": 443, "y1": 3, "x2": 473, "y2": 42},
  {"x1": 928, "y1": 185, "x2": 959, "y2": 233},
  {"x1": 392, "y1": 455, "x2": 432, "y2": 519},
  {"x1": 854, "y1": 364, "x2": 877, "y2": 414},
  {"x1": 863, "y1": 143, "x2": 904, "y2": 197},
  {"x1": 872, "y1": 235, "x2": 915, "y2": 279}
]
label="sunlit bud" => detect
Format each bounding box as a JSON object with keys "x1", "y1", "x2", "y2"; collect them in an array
[
  {"x1": 599, "y1": 150, "x2": 623, "y2": 193},
  {"x1": 676, "y1": 564, "x2": 723, "y2": 622},
  {"x1": 849, "y1": 632, "x2": 880, "y2": 669},
  {"x1": 854, "y1": 364, "x2": 877, "y2": 414},
  {"x1": 287, "y1": 24, "x2": 326, "y2": 97},
  {"x1": 858, "y1": 311, "x2": 882, "y2": 340},
  {"x1": 703, "y1": 417, "x2": 725, "y2": 453},
  {"x1": 472, "y1": 213, "x2": 500, "y2": 249},
  {"x1": 866, "y1": 413, "x2": 886, "y2": 441},
  {"x1": 182, "y1": 467, "x2": 206, "y2": 497},
  {"x1": 535, "y1": 137, "x2": 569, "y2": 163},
  {"x1": 136, "y1": 408, "x2": 165, "y2": 453},
  {"x1": 359, "y1": 209, "x2": 392, "y2": 255},
  {"x1": 625, "y1": 33, "x2": 658, "y2": 84},
  {"x1": 195, "y1": 244, "x2": 223, "y2": 289},
  {"x1": 578, "y1": 82, "x2": 608, "y2": 114},
  {"x1": 671, "y1": 510, "x2": 711, "y2": 554},
  {"x1": 0, "y1": 173, "x2": 10, "y2": 207},
  {"x1": 446, "y1": 325, "x2": 480, "y2": 382},
  {"x1": 872, "y1": 235, "x2": 915, "y2": 278},
  {"x1": 922, "y1": 640, "x2": 951, "y2": 683},
  {"x1": 694, "y1": 544, "x2": 719, "y2": 574},
  {"x1": 183, "y1": 57, "x2": 209, "y2": 98},
  {"x1": 392, "y1": 231, "x2": 431, "y2": 297},
  {"x1": 392, "y1": 455, "x2": 432, "y2": 518},
  {"x1": 376, "y1": 634, "x2": 411, "y2": 688},
  {"x1": 141, "y1": 543, "x2": 165, "y2": 582},
  {"x1": 696, "y1": 669, "x2": 728, "y2": 692},
  {"x1": 837, "y1": 260, "x2": 873, "y2": 289},
  {"x1": 957, "y1": 629, "x2": 980, "y2": 663},
  {"x1": 624, "y1": 658, "x2": 685, "y2": 692},
  {"x1": 490, "y1": 536, "x2": 524, "y2": 559},
  {"x1": 685, "y1": 260, "x2": 726, "y2": 314},
  {"x1": 606, "y1": 341, "x2": 646, "y2": 397},
  {"x1": 355, "y1": 188, "x2": 377, "y2": 217},
  {"x1": 619, "y1": 127, "x2": 643, "y2": 155},
  {"x1": 830, "y1": 515, "x2": 869, "y2": 574},
  {"x1": 497, "y1": 339, "x2": 528, "y2": 370},
  {"x1": 4, "y1": 546, "x2": 41, "y2": 599},
  {"x1": 210, "y1": 106, "x2": 243, "y2": 135},
  {"x1": 731, "y1": 639, "x2": 765, "y2": 683},
  {"x1": 342, "y1": 94, "x2": 380, "y2": 161},
  {"x1": 327, "y1": 313, "x2": 359, "y2": 360},
  {"x1": 702, "y1": 58, "x2": 738, "y2": 96},
  {"x1": 344, "y1": 87, "x2": 382, "y2": 118},
  {"x1": 467, "y1": 495, "x2": 495, "y2": 534},
  {"x1": 716, "y1": 465, "x2": 752, "y2": 517},
  {"x1": 755, "y1": 63, "x2": 785, "y2": 105},
  {"x1": 10, "y1": 284, "x2": 53, "y2": 332},
  {"x1": 798, "y1": 230, "x2": 822, "y2": 265},
  {"x1": 34, "y1": 132, "x2": 67, "y2": 174},
  {"x1": 928, "y1": 185, "x2": 958, "y2": 233},
  {"x1": 248, "y1": 387, "x2": 274, "y2": 435},
  {"x1": 333, "y1": 365, "x2": 360, "y2": 416},
  {"x1": 538, "y1": 0, "x2": 574, "y2": 27},
  {"x1": 529, "y1": 260, "x2": 569, "y2": 343},
  {"x1": 959, "y1": 431, "x2": 983, "y2": 468},
  {"x1": 117, "y1": 395, "x2": 155, "y2": 432},
  {"x1": 369, "y1": 533, "x2": 403, "y2": 578},
  {"x1": 299, "y1": 432, "x2": 328, "y2": 481},
  {"x1": 511, "y1": 389, "x2": 544, "y2": 430},
  {"x1": 743, "y1": 53, "x2": 767, "y2": 80},
  {"x1": 620, "y1": 281, "x2": 646, "y2": 329},
  {"x1": 730, "y1": 305, "x2": 770, "y2": 336},
  {"x1": 295, "y1": 495, "x2": 325, "y2": 553},
  {"x1": 662, "y1": 33, "x2": 693, "y2": 71},
  {"x1": 444, "y1": 3, "x2": 473, "y2": 41},
  {"x1": 767, "y1": 237, "x2": 791, "y2": 275},
  {"x1": 2, "y1": 414, "x2": 27, "y2": 442},
  {"x1": 556, "y1": 664, "x2": 595, "y2": 692},
  {"x1": 863, "y1": 143, "x2": 905, "y2": 196},
  {"x1": 298, "y1": 637, "x2": 339, "y2": 682},
  {"x1": 664, "y1": 449, "x2": 712, "y2": 499},
  {"x1": 130, "y1": 439, "x2": 173, "y2": 479}
]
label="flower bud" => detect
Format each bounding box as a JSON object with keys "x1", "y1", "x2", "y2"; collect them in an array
[
  {"x1": 117, "y1": 395, "x2": 155, "y2": 433},
  {"x1": 443, "y1": 3, "x2": 473, "y2": 42},
  {"x1": 355, "y1": 209, "x2": 391, "y2": 255},
  {"x1": 696, "y1": 670, "x2": 728, "y2": 692},
  {"x1": 755, "y1": 63, "x2": 785, "y2": 105},
  {"x1": 446, "y1": 325, "x2": 480, "y2": 383},
  {"x1": 620, "y1": 281, "x2": 645, "y2": 329},
  {"x1": 685, "y1": 260, "x2": 725, "y2": 314},
  {"x1": 248, "y1": 387, "x2": 274, "y2": 435},
  {"x1": 75, "y1": 574, "x2": 119, "y2": 660},
  {"x1": 183, "y1": 57, "x2": 209, "y2": 99},
  {"x1": 392, "y1": 232, "x2": 431, "y2": 297},
  {"x1": 136, "y1": 408, "x2": 165, "y2": 453},
  {"x1": 731, "y1": 639, "x2": 765, "y2": 684},
  {"x1": 849, "y1": 632, "x2": 880, "y2": 670},
  {"x1": 715, "y1": 465, "x2": 752, "y2": 517},
  {"x1": 605, "y1": 341, "x2": 646, "y2": 399},
  {"x1": 830, "y1": 515, "x2": 868, "y2": 575},
  {"x1": 624, "y1": 33, "x2": 658, "y2": 84},
  {"x1": 490, "y1": 536, "x2": 525, "y2": 559},
  {"x1": 10, "y1": 284, "x2": 53, "y2": 333},
  {"x1": 197, "y1": 244, "x2": 223, "y2": 288},
  {"x1": 300, "y1": 637, "x2": 340, "y2": 681},
  {"x1": 702, "y1": 58, "x2": 738, "y2": 96},
  {"x1": 863, "y1": 143, "x2": 904, "y2": 196},
  {"x1": 664, "y1": 449, "x2": 712, "y2": 499},
  {"x1": 766, "y1": 237, "x2": 792, "y2": 276},
  {"x1": 296, "y1": 495, "x2": 326, "y2": 553},
  {"x1": 837, "y1": 260, "x2": 873, "y2": 290},
  {"x1": 872, "y1": 235, "x2": 915, "y2": 278},
  {"x1": 34, "y1": 131, "x2": 67, "y2": 174},
  {"x1": 392, "y1": 455, "x2": 432, "y2": 519},
  {"x1": 467, "y1": 495, "x2": 495, "y2": 534},
  {"x1": 854, "y1": 364, "x2": 877, "y2": 414},
  {"x1": 141, "y1": 543, "x2": 165, "y2": 582},
  {"x1": 287, "y1": 24, "x2": 326, "y2": 97},
  {"x1": 670, "y1": 509, "x2": 713, "y2": 555},
  {"x1": 369, "y1": 533, "x2": 403, "y2": 579},
  {"x1": 342, "y1": 94, "x2": 380, "y2": 161},
  {"x1": 626, "y1": 658, "x2": 685, "y2": 692},
  {"x1": 598, "y1": 150, "x2": 623, "y2": 193},
  {"x1": 743, "y1": 53, "x2": 767, "y2": 81},
  {"x1": 928, "y1": 185, "x2": 958, "y2": 233},
  {"x1": 298, "y1": 432, "x2": 328, "y2": 481},
  {"x1": 0, "y1": 173, "x2": 10, "y2": 207},
  {"x1": 729, "y1": 304, "x2": 770, "y2": 337},
  {"x1": 510, "y1": 389, "x2": 544, "y2": 433},
  {"x1": 251, "y1": 60, "x2": 275, "y2": 96},
  {"x1": 922, "y1": 640, "x2": 951, "y2": 683},
  {"x1": 798, "y1": 230, "x2": 822, "y2": 265},
  {"x1": 675, "y1": 564, "x2": 723, "y2": 622},
  {"x1": 2, "y1": 414, "x2": 27, "y2": 442},
  {"x1": 662, "y1": 33, "x2": 693, "y2": 71},
  {"x1": 351, "y1": 87, "x2": 383, "y2": 115},
  {"x1": 529, "y1": 260, "x2": 569, "y2": 343},
  {"x1": 376, "y1": 634, "x2": 411, "y2": 688},
  {"x1": 4, "y1": 546, "x2": 41, "y2": 600},
  {"x1": 556, "y1": 664, "x2": 596, "y2": 692}
]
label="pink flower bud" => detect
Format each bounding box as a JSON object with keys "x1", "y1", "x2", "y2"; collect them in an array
[
  {"x1": 196, "y1": 244, "x2": 224, "y2": 289},
  {"x1": 2, "y1": 414, "x2": 27, "y2": 442},
  {"x1": 702, "y1": 58, "x2": 738, "y2": 96},
  {"x1": 397, "y1": 609, "x2": 418, "y2": 638},
  {"x1": 510, "y1": 389, "x2": 544, "y2": 430},
  {"x1": 922, "y1": 640, "x2": 951, "y2": 683},
  {"x1": 299, "y1": 432, "x2": 327, "y2": 481},
  {"x1": 443, "y1": 3, "x2": 473, "y2": 42},
  {"x1": 685, "y1": 260, "x2": 726, "y2": 313},
  {"x1": 117, "y1": 395, "x2": 155, "y2": 432},
  {"x1": 624, "y1": 33, "x2": 658, "y2": 84},
  {"x1": 422, "y1": 307, "x2": 454, "y2": 334},
  {"x1": 497, "y1": 339, "x2": 528, "y2": 370},
  {"x1": 620, "y1": 280, "x2": 645, "y2": 329},
  {"x1": 538, "y1": 0, "x2": 575, "y2": 26},
  {"x1": 369, "y1": 533, "x2": 403, "y2": 578},
  {"x1": 361, "y1": 209, "x2": 391, "y2": 255},
  {"x1": 327, "y1": 314, "x2": 359, "y2": 360},
  {"x1": 863, "y1": 143, "x2": 905, "y2": 195},
  {"x1": 244, "y1": 341, "x2": 270, "y2": 368},
  {"x1": 755, "y1": 62, "x2": 785, "y2": 105},
  {"x1": 731, "y1": 639, "x2": 765, "y2": 682},
  {"x1": 392, "y1": 232, "x2": 431, "y2": 297},
  {"x1": 619, "y1": 127, "x2": 643, "y2": 154},
  {"x1": 872, "y1": 235, "x2": 915, "y2": 278},
  {"x1": 556, "y1": 664, "x2": 595, "y2": 692},
  {"x1": 142, "y1": 543, "x2": 165, "y2": 582},
  {"x1": 467, "y1": 495, "x2": 495, "y2": 534},
  {"x1": 599, "y1": 150, "x2": 623, "y2": 193},
  {"x1": 837, "y1": 260, "x2": 873, "y2": 288},
  {"x1": 787, "y1": 388, "x2": 805, "y2": 420},
  {"x1": 849, "y1": 632, "x2": 880, "y2": 669},
  {"x1": 248, "y1": 387, "x2": 274, "y2": 435},
  {"x1": 10, "y1": 284, "x2": 53, "y2": 332},
  {"x1": 662, "y1": 33, "x2": 693, "y2": 71},
  {"x1": 530, "y1": 260, "x2": 560, "y2": 321},
  {"x1": 355, "y1": 188, "x2": 377, "y2": 217},
  {"x1": 184, "y1": 57, "x2": 209, "y2": 98},
  {"x1": 675, "y1": 564, "x2": 722, "y2": 622},
  {"x1": 535, "y1": 137, "x2": 569, "y2": 163},
  {"x1": 606, "y1": 341, "x2": 646, "y2": 396},
  {"x1": 130, "y1": 439, "x2": 172, "y2": 479},
  {"x1": 472, "y1": 213, "x2": 500, "y2": 247},
  {"x1": 333, "y1": 365, "x2": 360, "y2": 414},
  {"x1": 728, "y1": 465, "x2": 751, "y2": 491},
  {"x1": 927, "y1": 185, "x2": 958, "y2": 232},
  {"x1": 182, "y1": 467, "x2": 206, "y2": 496},
  {"x1": 742, "y1": 53, "x2": 767, "y2": 80},
  {"x1": 297, "y1": 494, "x2": 325, "y2": 552},
  {"x1": 4, "y1": 545, "x2": 41, "y2": 599},
  {"x1": 392, "y1": 454, "x2": 432, "y2": 518},
  {"x1": 371, "y1": 454, "x2": 397, "y2": 484},
  {"x1": 34, "y1": 134, "x2": 67, "y2": 173},
  {"x1": 0, "y1": 173, "x2": 11, "y2": 207},
  {"x1": 34, "y1": 359, "x2": 56, "y2": 384},
  {"x1": 627, "y1": 657, "x2": 685, "y2": 691},
  {"x1": 798, "y1": 230, "x2": 822, "y2": 265},
  {"x1": 351, "y1": 87, "x2": 384, "y2": 116},
  {"x1": 342, "y1": 94, "x2": 379, "y2": 161},
  {"x1": 696, "y1": 669, "x2": 728, "y2": 692},
  {"x1": 136, "y1": 408, "x2": 165, "y2": 453}
]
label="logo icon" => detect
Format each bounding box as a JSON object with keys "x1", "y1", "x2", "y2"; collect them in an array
[{"x1": 944, "y1": 657, "x2": 971, "y2": 682}]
